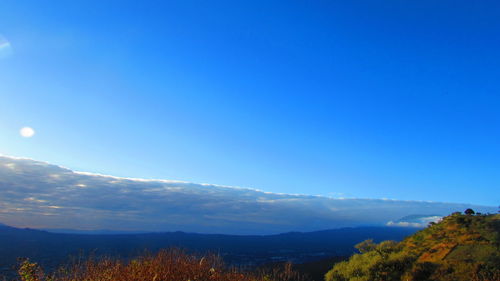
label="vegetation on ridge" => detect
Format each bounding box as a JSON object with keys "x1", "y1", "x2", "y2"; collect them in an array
[
  {"x1": 325, "y1": 210, "x2": 500, "y2": 281},
  {"x1": 15, "y1": 249, "x2": 306, "y2": 281}
]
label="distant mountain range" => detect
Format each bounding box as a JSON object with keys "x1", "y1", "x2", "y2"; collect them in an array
[
  {"x1": 41, "y1": 228, "x2": 151, "y2": 235},
  {"x1": 0, "y1": 222, "x2": 418, "y2": 278}
]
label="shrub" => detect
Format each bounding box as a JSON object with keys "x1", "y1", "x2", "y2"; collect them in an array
[{"x1": 16, "y1": 249, "x2": 305, "y2": 281}]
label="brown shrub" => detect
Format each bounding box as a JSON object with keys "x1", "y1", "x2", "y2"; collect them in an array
[{"x1": 17, "y1": 249, "x2": 307, "y2": 281}]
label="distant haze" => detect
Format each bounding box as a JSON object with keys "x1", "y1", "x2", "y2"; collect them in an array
[{"x1": 0, "y1": 155, "x2": 495, "y2": 234}]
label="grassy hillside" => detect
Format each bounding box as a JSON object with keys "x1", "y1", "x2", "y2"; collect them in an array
[{"x1": 325, "y1": 210, "x2": 500, "y2": 281}]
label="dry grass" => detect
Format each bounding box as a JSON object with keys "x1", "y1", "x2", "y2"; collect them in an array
[{"x1": 17, "y1": 248, "x2": 307, "y2": 281}]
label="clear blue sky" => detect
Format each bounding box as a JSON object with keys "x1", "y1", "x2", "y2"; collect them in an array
[{"x1": 0, "y1": 0, "x2": 499, "y2": 206}]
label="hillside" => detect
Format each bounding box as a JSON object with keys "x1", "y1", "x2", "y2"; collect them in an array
[{"x1": 325, "y1": 210, "x2": 500, "y2": 281}]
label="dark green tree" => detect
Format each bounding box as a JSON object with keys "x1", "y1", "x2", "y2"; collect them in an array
[{"x1": 464, "y1": 208, "x2": 475, "y2": 215}]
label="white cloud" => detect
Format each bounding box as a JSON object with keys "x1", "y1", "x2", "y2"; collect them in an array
[
  {"x1": 386, "y1": 215, "x2": 443, "y2": 228},
  {"x1": 387, "y1": 221, "x2": 421, "y2": 227},
  {"x1": 0, "y1": 155, "x2": 495, "y2": 234}
]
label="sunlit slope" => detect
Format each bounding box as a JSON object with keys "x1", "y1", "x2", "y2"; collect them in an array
[{"x1": 325, "y1": 211, "x2": 500, "y2": 281}]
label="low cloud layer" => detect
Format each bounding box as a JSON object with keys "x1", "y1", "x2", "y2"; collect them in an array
[
  {"x1": 0, "y1": 156, "x2": 495, "y2": 234},
  {"x1": 386, "y1": 215, "x2": 443, "y2": 228}
]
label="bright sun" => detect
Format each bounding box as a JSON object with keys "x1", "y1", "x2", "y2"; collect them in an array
[{"x1": 20, "y1": 127, "x2": 35, "y2": 138}]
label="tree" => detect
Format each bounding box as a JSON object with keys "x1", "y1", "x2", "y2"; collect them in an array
[
  {"x1": 355, "y1": 239, "x2": 376, "y2": 253},
  {"x1": 464, "y1": 209, "x2": 475, "y2": 215}
]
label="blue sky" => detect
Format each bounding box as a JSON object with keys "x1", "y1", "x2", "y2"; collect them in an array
[{"x1": 0, "y1": 1, "x2": 499, "y2": 206}]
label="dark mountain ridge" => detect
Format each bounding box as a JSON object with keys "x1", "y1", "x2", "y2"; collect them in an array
[{"x1": 0, "y1": 223, "x2": 417, "y2": 278}]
